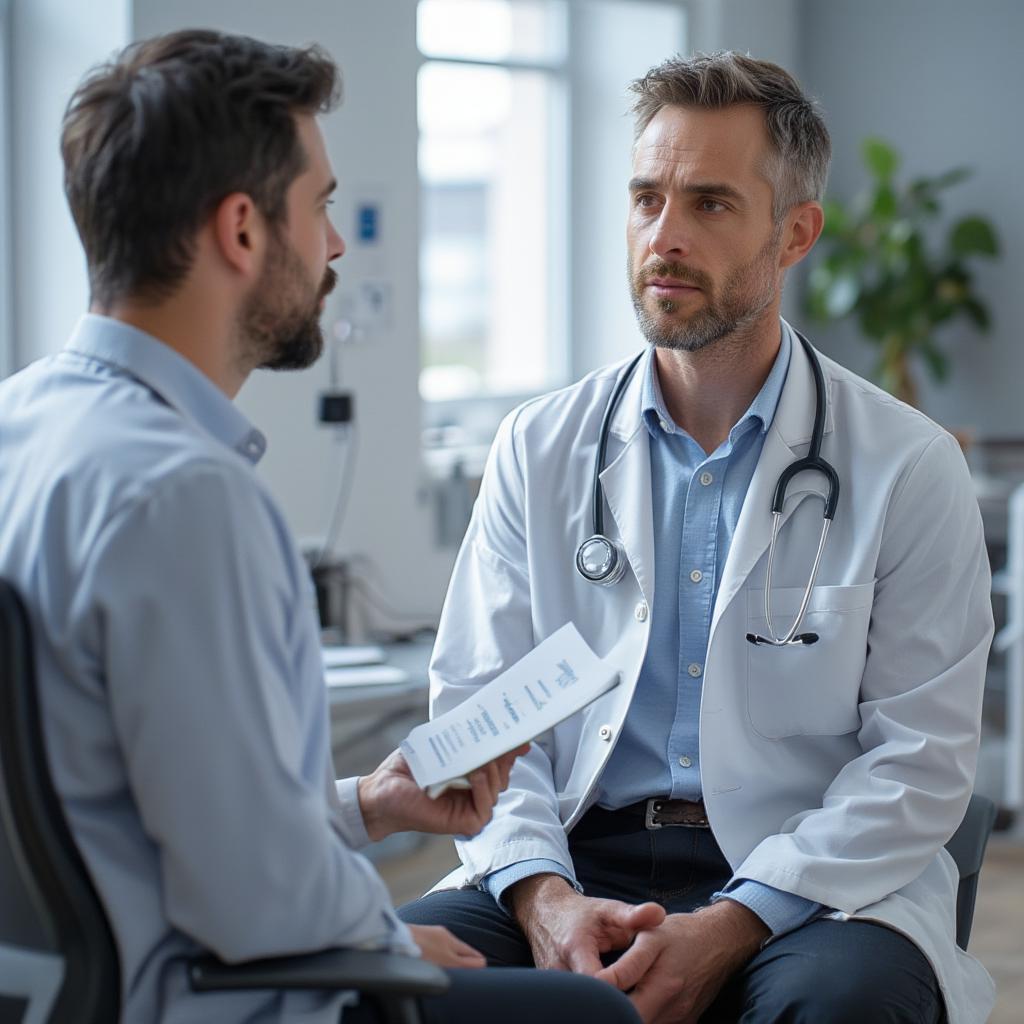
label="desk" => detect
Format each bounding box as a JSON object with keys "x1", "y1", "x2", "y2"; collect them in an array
[{"x1": 327, "y1": 639, "x2": 433, "y2": 863}]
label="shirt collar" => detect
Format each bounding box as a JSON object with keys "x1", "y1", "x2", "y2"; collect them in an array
[
  {"x1": 641, "y1": 320, "x2": 793, "y2": 444},
  {"x1": 62, "y1": 314, "x2": 267, "y2": 464}
]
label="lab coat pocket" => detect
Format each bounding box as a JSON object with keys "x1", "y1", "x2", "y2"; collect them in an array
[{"x1": 746, "y1": 582, "x2": 875, "y2": 739}]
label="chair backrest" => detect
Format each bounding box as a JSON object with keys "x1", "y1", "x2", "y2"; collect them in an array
[
  {"x1": 0, "y1": 579, "x2": 120, "y2": 1023},
  {"x1": 945, "y1": 792, "x2": 998, "y2": 950}
]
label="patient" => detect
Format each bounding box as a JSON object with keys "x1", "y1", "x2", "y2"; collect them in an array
[{"x1": 0, "y1": 30, "x2": 640, "y2": 1024}]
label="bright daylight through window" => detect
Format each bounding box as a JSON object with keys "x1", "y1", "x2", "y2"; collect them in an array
[{"x1": 417, "y1": 0, "x2": 568, "y2": 402}]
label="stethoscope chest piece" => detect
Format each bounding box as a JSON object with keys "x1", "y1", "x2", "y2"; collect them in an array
[{"x1": 576, "y1": 534, "x2": 629, "y2": 586}]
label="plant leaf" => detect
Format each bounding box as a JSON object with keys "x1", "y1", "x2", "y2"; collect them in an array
[
  {"x1": 821, "y1": 198, "x2": 849, "y2": 237},
  {"x1": 920, "y1": 342, "x2": 949, "y2": 383},
  {"x1": 963, "y1": 298, "x2": 992, "y2": 330},
  {"x1": 871, "y1": 185, "x2": 898, "y2": 220},
  {"x1": 862, "y1": 137, "x2": 899, "y2": 179},
  {"x1": 950, "y1": 216, "x2": 999, "y2": 256},
  {"x1": 932, "y1": 166, "x2": 972, "y2": 189}
]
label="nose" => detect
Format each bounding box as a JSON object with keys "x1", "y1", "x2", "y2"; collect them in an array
[
  {"x1": 648, "y1": 203, "x2": 691, "y2": 262},
  {"x1": 328, "y1": 219, "x2": 346, "y2": 261}
]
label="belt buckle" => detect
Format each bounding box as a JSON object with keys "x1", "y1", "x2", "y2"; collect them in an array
[
  {"x1": 644, "y1": 797, "x2": 709, "y2": 829},
  {"x1": 645, "y1": 798, "x2": 666, "y2": 830}
]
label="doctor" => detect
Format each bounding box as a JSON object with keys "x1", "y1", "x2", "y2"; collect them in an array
[{"x1": 401, "y1": 52, "x2": 995, "y2": 1024}]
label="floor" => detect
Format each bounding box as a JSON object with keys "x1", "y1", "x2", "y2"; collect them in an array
[{"x1": 377, "y1": 834, "x2": 1024, "y2": 1023}]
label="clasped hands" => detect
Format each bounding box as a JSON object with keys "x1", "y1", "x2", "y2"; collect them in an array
[{"x1": 509, "y1": 874, "x2": 769, "y2": 1024}]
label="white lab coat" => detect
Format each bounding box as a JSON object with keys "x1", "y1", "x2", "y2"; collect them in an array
[{"x1": 428, "y1": 330, "x2": 996, "y2": 1024}]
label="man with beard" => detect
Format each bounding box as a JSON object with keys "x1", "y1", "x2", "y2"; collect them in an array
[
  {"x1": 400, "y1": 52, "x2": 994, "y2": 1024},
  {"x1": 0, "y1": 30, "x2": 643, "y2": 1024}
]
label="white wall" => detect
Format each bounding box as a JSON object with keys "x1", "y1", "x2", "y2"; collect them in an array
[
  {"x1": 9, "y1": 0, "x2": 129, "y2": 366},
  {"x1": 799, "y1": 0, "x2": 1024, "y2": 439},
  {"x1": 132, "y1": 0, "x2": 454, "y2": 625},
  {"x1": 687, "y1": 0, "x2": 799, "y2": 70}
]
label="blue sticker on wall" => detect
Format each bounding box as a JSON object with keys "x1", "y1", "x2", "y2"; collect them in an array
[{"x1": 357, "y1": 203, "x2": 379, "y2": 243}]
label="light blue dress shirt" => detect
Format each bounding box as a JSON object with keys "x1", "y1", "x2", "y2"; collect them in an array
[
  {"x1": 486, "y1": 324, "x2": 824, "y2": 936},
  {"x1": 0, "y1": 315, "x2": 415, "y2": 1023}
]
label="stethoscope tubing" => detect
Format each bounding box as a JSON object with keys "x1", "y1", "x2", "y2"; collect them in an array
[{"x1": 576, "y1": 329, "x2": 840, "y2": 648}]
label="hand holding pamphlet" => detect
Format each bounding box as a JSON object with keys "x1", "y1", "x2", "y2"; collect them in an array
[{"x1": 401, "y1": 623, "x2": 619, "y2": 797}]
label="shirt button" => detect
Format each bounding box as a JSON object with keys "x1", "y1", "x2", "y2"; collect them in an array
[
  {"x1": 599, "y1": 725, "x2": 613, "y2": 741},
  {"x1": 679, "y1": 755, "x2": 693, "y2": 768},
  {"x1": 689, "y1": 569, "x2": 703, "y2": 583},
  {"x1": 699, "y1": 471, "x2": 713, "y2": 486},
  {"x1": 688, "y1": 663, "x2": 702, "y2": 678},
  {"x1": 634, "y1": 601, "x2": 649, "y2": 622},
  {"x1": 659, "y1": 418, "x2": 671, "y2": 433}
]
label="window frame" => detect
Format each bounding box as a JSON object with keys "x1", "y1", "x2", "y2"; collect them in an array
[{"x1": 417, "y1": 1, "x2": 572, "y2": 424}]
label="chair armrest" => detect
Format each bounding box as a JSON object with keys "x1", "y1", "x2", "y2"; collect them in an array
[
  {"x1": 188, "y1": 947, "x2": 450, "y2": 997},
  {"x1": 945, "y1": 793, "x2": 998, "y2": 879}
]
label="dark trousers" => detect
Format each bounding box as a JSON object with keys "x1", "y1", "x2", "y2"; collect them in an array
[
  {"x1": 399, "y1": 806, "x2": 945, "y2": 1023},
  {"x1": 344, "y1": 967, "x2": 641, "y2": 1024}
]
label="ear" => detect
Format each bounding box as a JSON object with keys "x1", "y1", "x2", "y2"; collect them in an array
[
  {"x1": 210, "y1": 192, "x2": 265, "y2": 278},
  {"x1": 778, "y1": 201, "x2": 824, "y2": 270}
]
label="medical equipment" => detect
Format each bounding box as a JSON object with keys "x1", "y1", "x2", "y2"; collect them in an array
[{"x1": 574, "y1": 332, "x2": 839, "y2": 647}]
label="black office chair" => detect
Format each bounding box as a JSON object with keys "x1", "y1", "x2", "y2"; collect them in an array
[
  {"x1": 0, "y1": 578, "x2": 447, "y2": 1024},
  {"x1": 946, "y1": 791, "x2": 998, "y2": 950}
]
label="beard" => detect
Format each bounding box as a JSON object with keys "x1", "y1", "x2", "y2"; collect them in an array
[
  {"x1": 241, "y1": 230, "x2": 337, "y2": 372},
  {"x1": 628, "y1": 225, "x2": 782, "y2": 353}
]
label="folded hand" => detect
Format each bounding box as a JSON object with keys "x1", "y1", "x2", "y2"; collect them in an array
[
  {"x1": 509, "y1": 875, "x2": 666, "y2": 976},
  {"x1": 596, "y1": 902, "x2": 768, "y2": 1024}
]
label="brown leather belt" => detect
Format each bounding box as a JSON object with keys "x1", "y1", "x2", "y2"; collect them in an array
[
  {"x1": 644, "y1": 798, "x2": 709, "y2": 829},
  {"x1": 573, "y1": 797, "x2": 711, "y2": 838},
  {"x1": 582, "y1": 798, "x2": 710, "y2": 829}
]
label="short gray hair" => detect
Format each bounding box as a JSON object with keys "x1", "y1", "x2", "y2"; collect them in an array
[{"x1": 629, "y1": 51, "x2": 831, "y2": 221}]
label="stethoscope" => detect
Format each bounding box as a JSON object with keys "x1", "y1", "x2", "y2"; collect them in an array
[{"x1": 574, "y1": 330, "x2": 839, "y2": 647}]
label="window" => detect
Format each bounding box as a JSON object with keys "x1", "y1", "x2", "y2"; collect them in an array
[
  {"x1": 417, "y1": 0, "x2": 568, "y2": 403},
  {"x1": 418, "y1": 0, "x2": 688, "y2": 423}
]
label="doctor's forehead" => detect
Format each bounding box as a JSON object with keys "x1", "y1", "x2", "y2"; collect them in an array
[{"x1": 631, "y1": 103, "x2": 773, "y2": 188}]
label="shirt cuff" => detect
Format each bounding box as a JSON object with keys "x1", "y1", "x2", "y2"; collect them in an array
[
  {"x1": 482, "y1": 858, "x2": 580, "y2": 916},
  {"x1": 714, "y1": 879, "x2": 824, "y2": 937},
  {"x1": 333, "y1": 776, "x2": 372, "y2": 850}
]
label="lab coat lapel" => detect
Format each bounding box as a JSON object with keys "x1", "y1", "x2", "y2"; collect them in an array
[
  {"x1": 598, "y1": 354, "x2": 655, "y2": 604},
  {"x1": 709, "y1": 332, "x2": 833, "y2": 641}
]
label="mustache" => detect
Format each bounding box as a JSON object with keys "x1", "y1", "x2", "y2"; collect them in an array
[
  {"x1": 637, "y1": 261, "x2": 712, "y2": 291},
  {"x1": 320, "y1": 267, "x2": 338, "y2": 299}
]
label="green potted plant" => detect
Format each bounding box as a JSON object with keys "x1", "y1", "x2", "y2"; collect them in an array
[{"x1": 805, "y1": 137, "x2": 1000, "y2": 409}]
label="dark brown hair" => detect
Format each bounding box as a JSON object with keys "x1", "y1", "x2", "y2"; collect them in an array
[
  {"x1": 630, "y1": 51, "x2": 831, "y2": 221},
  {"x1": 61, "y1": 29, "x2": 341, "y2": 307}
]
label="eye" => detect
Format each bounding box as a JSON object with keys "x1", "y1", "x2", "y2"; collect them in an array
[
  {"x1": 634, "y1": 193, "x2": 659, "y2": 209},
  {"x1": 699, "y1": 198, "x2": 727, "y2": 213}
]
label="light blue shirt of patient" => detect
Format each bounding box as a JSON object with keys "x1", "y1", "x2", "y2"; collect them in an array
[
  {"x1": 485, "y1": 323, "x2": 825, "y2": 937},
  {"x1": 0, "y1": 315, "x2": 415, "y2": 1023}
]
